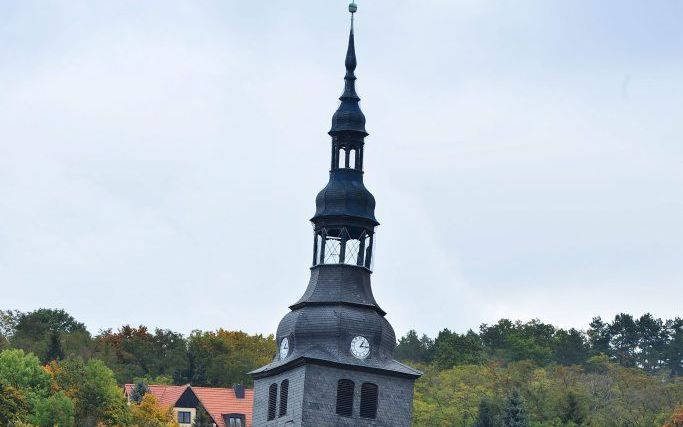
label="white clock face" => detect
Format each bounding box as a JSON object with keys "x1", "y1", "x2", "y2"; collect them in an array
[
  {"x1": 279, "y1": 338, "x2": 289, "y2": 360},
  {"x1": 350, "y1": 336, "x2": 370, "y2": 359}
]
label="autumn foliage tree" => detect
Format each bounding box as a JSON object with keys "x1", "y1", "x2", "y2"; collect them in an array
[{"x1": 131, "y1": 394, "x2": 178, "y2": 427}]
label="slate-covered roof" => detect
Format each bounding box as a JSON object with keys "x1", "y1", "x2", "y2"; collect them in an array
[
  {"x1": 290, "y1": 264, "x2": 384, "y2": 314},
  {"x1": 124, "y1": 384, "x2": 253, "y2": 427},
  {"x1": 312, "y1": 169, "x2": 377, "y2": 224},
  {"x1": 250, "y1": 346, "x2": 422, "y2": 379},
  {"x1": 329, "y1": 27, "x2": 367, "y2": 136}
]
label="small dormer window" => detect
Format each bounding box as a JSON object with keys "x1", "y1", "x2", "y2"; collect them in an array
[
  {"x1": 224, "y1": 414, "x2": 245, "y2": 427},
  {"x1": 177, "y1": 411, "x2": 192, "y2": 424}
]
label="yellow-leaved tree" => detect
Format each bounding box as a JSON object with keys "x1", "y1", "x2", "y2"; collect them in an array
[{"x1": 131, "y1": 394, "x2": 179, "y2": 427}]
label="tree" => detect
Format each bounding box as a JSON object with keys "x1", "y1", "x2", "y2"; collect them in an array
[
  {"x1": 11, "y1": 309, "x2": 90, "y2": 363},
  {"x1": 554, "y1": 328, "x2": 589, "y2": 365},
  {"x1": 0, "y1": 383, "x2": 29, "y2": 425},
  {"x1": 663, "y1": 405, "x2": 683, "y2": 427},
  {"x1": 186, "y1": 330, "x2": 275, "y2": 387},
  {"x1": 587, "y1": 317, "x2": 611, "y2": 356},
  {"x1": 0, "y1": 310, "x2": 20, "y2": 350},
  {"x1": 474, "y1": 398, "x2": 499, "y2": 427},
  {"x1": 29, "y1": 391, "x2": 75, "y2": 427},
  {"x1": 191, "y1": 406, "x2": 212, "y2": 427},
  {"x1": 0, "y1": 349, "x2": 51, "y2": 394},
  {"x1": 131, "y1": 394, "x2": 178, "y2": 427},
  {"x1": 432, "y1": 329, "x2": 483, "y2": 369},
  {"x1": 560, "y1": 391, "x2": 585, "y2": 425},
  {"x1": 0, "y1": 310, "x2": 20, "y2": 338},
  {"x1": 130, "y1": 381, "x2": 150, "y2": 404},
  {"x1": 479, "y1": 319, "x2": 556, "y2": 364},
  {"x1": 609, "y1": 313, "x2": 639, "y2": 367},
  {"x1": 54, "y1": 358, "x2": 130, "y2": 426},
  {"x1": 395, "y1": 330, "x2": 433, "y2": 363},
  {"x1": 635, "y1": 314, "x2": 667, "y2": 373},
  {"x1": 666, "y1": 318, "x2": 683, "y2": 377},
  {"x1": 95, "y1": 326, "x2": 189, "y2": 384},
  {"x1": 503, "y1": 390, "x2": 529, "y2": 427},
  {"x1": 46, "y1": 331, "x2": 65, "y2": 362}
]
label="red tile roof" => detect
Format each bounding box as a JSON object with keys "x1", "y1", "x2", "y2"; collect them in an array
[
  {"x1": 193, "y1": 386, "x2": 253, "y2": 427},
  {"x1": 124, "y1": 384, "x2": 188, "y2": 408},
  {"x1": 124, "y1": 384, "x2": 253, "y2": 427}
]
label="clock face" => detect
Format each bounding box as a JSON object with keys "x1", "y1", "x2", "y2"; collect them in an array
[
  {"x1": 279, "y1": 338, "x2": 289, "y2": 360},
  {"x1": 350, "y1": 336, "x2": 370, "y2": 359}
]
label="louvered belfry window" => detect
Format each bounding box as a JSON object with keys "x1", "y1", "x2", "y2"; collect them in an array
[
  {"x1": 267, "y1": 383, "x2": 278, "y2": 420},
  {"x1": 336, "y1": 379, "x2": 355, "y2": 417},
  {"x1": 279, "y1": 380, "x2": 289, "y2": 417},
  {"x1": 360, "y1": 382, "x2": 379, "y2": 419}
]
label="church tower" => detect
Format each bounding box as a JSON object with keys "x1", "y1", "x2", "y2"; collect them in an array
[{"x1": 251, "y1": 4, "x2": 421, "y2": 426}]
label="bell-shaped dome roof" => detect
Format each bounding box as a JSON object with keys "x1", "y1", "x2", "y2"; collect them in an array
[{"x1": 312, "y1": 169, "x2": 377, "y2": 224}]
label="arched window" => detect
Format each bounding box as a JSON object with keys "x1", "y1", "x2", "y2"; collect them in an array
[
  {"x1": 349, "y1": 149, "x2": 356, "y2": 169},
  {"x1": 335, "y1": 379, "x2": 354, "y2": 417},
  {"x1": 267, "y1": 383, "x2": 278, "y2": 421},
  {"x1": 360, "y1": 383, "x2": 378, "y2": 419},
  {"x1": 278, "y1": 380, "x2": 289, "y2": 417}
]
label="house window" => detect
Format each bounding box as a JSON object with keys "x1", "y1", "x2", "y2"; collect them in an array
[
  {"x1": 178, "y1": 411, "x2": 192, "y2": 424},
  {"x1": 226, "y1": 414, "x2": 245, "y2": 427},
  {"x1": 335, "y1": 379, "x2": 354, "y2": 417},
  {"x1": 279, "y1": 379, "x2": 289, "y2": 417},
  {"x1": 360, "y1": 382, "x2": 379, "y2": 419},
  {"x1": 267, "y1": 383, "x2": 278, "y2": 421}
]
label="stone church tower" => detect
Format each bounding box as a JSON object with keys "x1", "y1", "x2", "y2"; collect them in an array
[{"x1": 251, "y1": 4, "x2": 421, "y2": 426}]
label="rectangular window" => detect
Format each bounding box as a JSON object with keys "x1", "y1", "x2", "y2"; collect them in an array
[
  {"x1": 178, "y1": 411, "x2": 192, "y2": 424},
  {"x1": 227, "y1": 415, "x2": 245, "y2": 427}
]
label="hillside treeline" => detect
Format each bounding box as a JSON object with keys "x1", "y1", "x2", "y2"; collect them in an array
[
  {"x1": 396, "y1": 314, "x2": 683, "y2": 375},
  {"x1": 394, "y1": 315, "x2": 683, "y2": 426},
  {"x1": 1, "y1": 309, "x2": 682, "y2": 427},
  {"x1": 0, "y1": 309, "x2": 275, "y2": 387}
]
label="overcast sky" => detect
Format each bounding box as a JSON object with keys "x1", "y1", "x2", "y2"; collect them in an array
[{"x1": 1, "y1": 1, "x2": 682, "y2": 339}]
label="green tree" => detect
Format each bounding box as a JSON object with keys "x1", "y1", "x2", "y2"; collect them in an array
[
  {"x1": 559, "y1": 391, "x2": 585, "y2": 425},
  {"x1": 12, "y1": 309, "x2": 90, "y2": 363},
  {"x1": 130, "y1": 381, "x2": 150, "y2": 404},
  {"x1": 432, "y1": 329, "x2": 483, "y2": 369},
  {"x1": 666, "y1": 318, "x2": 683, "y2": 377},
  {"x1": 554, "y1": 328, "x2": 589, "y2": 365},
  {"x1": 634, "y1": 314, "x2": 667, "y2": 373},
  {"x1": 609, "y1": 313, "x2": 639, "y2": 368},
  {"x1": 0, "y1": 349, "x2": 51, "y2": 394},
  {"x1": 29, "y1": 391, "x2": 75, "y2": 427},
  {"x1": 480, "y1": 319, "x2": 556, "y2": 364},
  {"x1": 45, "y1": 331, "x2": 65, "y2": 362},
  {"x1": 191, "y1": 406, "x2": 212, "y2": 427},
  {"x1": 503, "y1": 390, "x2": 529, "y2": 427},
  {"x1": 474, "y1": 398, "x2": 499, "y2": 427},
  {"x1": 395, "y1": 330, "x2": 433, "y2": 363},
  {"x1": 186, "y1": 330, "x2": 274, "y2": 387},
  {"x1": 587, "y1": 317, "x2": 611, "y2": 356},
  {"x1": 54, "y1": 358, "x2": 130, "y2": 426},
  {"x1": 95, "y1": 326, "x2": 189, "y2": 384}
]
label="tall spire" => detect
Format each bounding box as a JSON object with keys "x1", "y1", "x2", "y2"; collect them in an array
[{"x1": 330, "y1": 1, "x2": 367, "y2": 136}]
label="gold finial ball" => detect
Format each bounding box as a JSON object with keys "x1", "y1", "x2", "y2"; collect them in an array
[{"x1": 349, "y1": 2, "x2": 357, "y2": 13}]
